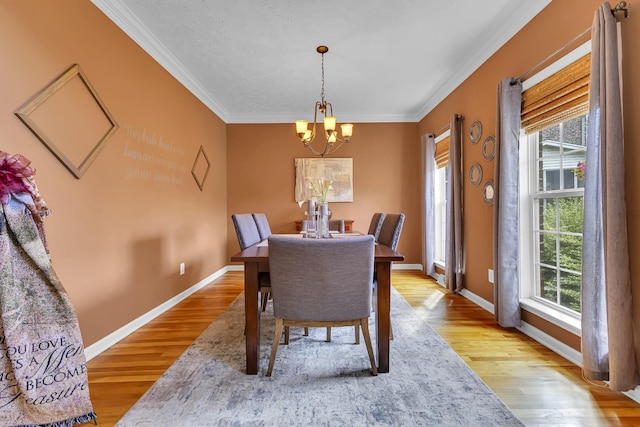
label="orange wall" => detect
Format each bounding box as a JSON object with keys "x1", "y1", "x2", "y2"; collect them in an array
[
  {"x1": 0, "y1": 1, "x2": 228, "y2": 346},
  {"x1": 3, "y1": 0, "x2": 639, "y2": 357},
  {"x1": 227, "y1": 123, "x2": 422, "y2": 264},
  {"x1": 419, "y1": 0, "x2": 640, "y2": 351}
]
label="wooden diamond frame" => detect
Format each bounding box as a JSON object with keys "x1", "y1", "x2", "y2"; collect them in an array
[
  {"x1": 191, "y1": 145, "x2": 211, "y2": 191},
  {"x1": 15, "y1": 64, "x2": 118, "y2": 179}
]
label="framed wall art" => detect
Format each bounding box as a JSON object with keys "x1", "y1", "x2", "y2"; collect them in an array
[{"x1": 294, "y1": 157, "x2": 353, "y2": 203}]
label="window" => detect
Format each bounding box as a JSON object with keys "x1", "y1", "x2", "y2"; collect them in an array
[
  {"x1": 434, "y1": 166, "x2": 448, "y2": 265},
  {"x1": 434, "y1": 130, "x2": 450, "y2": 268},
  {"x1": 531, "y1": 115, "x2": 587, "y2": 313},
  {"x1": 519, "y1": 43, "x2": 590, "y2": 333}
]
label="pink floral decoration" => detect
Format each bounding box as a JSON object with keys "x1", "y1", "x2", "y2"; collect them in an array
[
  {"x1": 574, "y1": 161, "x2": 586, "y2": 181},
  {"x1": 0, "y1": 151, "x2": 50, "y2": 216}
]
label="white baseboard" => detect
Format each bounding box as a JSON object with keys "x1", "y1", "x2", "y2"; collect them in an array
[
  {"x1": 458, "y1": 288, "x2": 583, "y2": 368},
  {"x1": 84, "y1": 263, "x2": 420, "y2": 361},
  {"x1": 429, "y1": 272, "x2": 445, "y2": 286},
  {"x1": 517, "y1": 322, "x2": 582, "y2": 366},
  {"x1": 393, "y1": 263, "x2": 423, "y2": 271},
  {"x1": 83, "y1": 266, "x2": 232, "y2": 361},
  {"x1": 459, "y1": 288, "x2": 494, "y2": 313},
  {"x1": 230, "y1": 263, "x2": 424, "y2": 271},
  {"x1": 624, "y1": 388, "x2": 640, "y2": 404}
]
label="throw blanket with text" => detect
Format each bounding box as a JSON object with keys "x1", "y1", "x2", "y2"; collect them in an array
[{"x1": 0, "y1": 193, "x2": 95, "y2": 427}]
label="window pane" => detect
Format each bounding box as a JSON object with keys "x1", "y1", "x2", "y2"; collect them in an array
[
  {"x1": 559, "y1": 234, "x2": 582, "y2": 271},
  {"x1": 544, "y1": 169, "x2": 560, "y2": 191},
  {"x1": 539, "y1": 232, "x2": 557, "y2": 267},
  {"x1": 563, "y1": 116, "x2": 587, "y2": 146},
  {"x1": 434, "y1": 166, "x2": 448, "y2": 263},
  {"x1": 539, "y1": 198, "x2": 557, "y2": 232},
  {"x1": 539, "y1": 125, "x2": 560, "y2": 143},
  {"x1": 560, "y1": 270, "x2": 582, "y2": 313},
  {"x1": 563, "y1": 169, "x2": 577, "y2": 189},
  {"x1": 558, "y1": 197, "x2": 583, "y2": 233},
  {"x1": 539, "y1": 265, "x2": 557, "y2": 304}
]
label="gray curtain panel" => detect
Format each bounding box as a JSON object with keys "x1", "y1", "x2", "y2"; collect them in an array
[
  {"x1": 445, "y1": 115, "x2": 464, "y2": 292},
  {"x1": 581, "y1": 2, "x2": 639, "y2": 391},
  {"x1": 422, "y1": 133, "x2": 436, "y2": 277},
  {"x1": 493, "y1": 78, "x2": 522, "y2": 328}
]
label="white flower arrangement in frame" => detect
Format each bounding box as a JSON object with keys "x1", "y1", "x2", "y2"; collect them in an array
[{"x1": 294, "y1": 158, "x2": 353, "y2": 203}]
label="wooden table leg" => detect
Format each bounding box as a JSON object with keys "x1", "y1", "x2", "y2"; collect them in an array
[
  {"x1": 244, "y1": 262, "x2": 260, "y2": 374},
  {"x1": 375, "y1": 261, "x2": 391, "y2": 373}
]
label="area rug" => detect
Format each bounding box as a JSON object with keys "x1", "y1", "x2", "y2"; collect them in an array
[{"x1": 116, "y1": 288, "x2": 523, "y2": 426}]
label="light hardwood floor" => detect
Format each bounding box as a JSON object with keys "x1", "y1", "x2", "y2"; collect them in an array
[{"x1": 85, "y1": 270, "x2": 640, "y2": 426}]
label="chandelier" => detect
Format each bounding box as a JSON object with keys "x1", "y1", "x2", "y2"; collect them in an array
[{"x1": 295, "y1": 46, "x2": 353, "y2": 157}]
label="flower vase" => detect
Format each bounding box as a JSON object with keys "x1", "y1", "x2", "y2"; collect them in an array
[
  {"x1": 305, "y1": 199, "x2": 317, "y2": 238},
  {"x1": 318, "y1": 203, "x2": 330, "y2": 238}
]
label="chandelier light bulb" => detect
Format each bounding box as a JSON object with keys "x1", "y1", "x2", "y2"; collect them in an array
[{"x1": 324, "y1": 116, "x2": 336, "y2": 132}]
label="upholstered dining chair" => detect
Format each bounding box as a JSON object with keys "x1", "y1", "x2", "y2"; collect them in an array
[
  {"x1": 367, "y1": 213, "x2": 385, "y2": 241},
  {"x1": 266, "y1": 235, "x2": 378, "y2": 377},
  {"x1": 373, "y1": 213, "x2": 405, "y2": 340},
  {"x1": 251, "y1": 213, "x2": 273, "y2": 310},
  {"x1": 329, "y1": 219, "x2": 345, "y2": 233},
  {"x1": 231, "y1": 213, "x2": 271, "y2": 312},
  {"x1": 377, "y1": 213, "x2": 405, "y2": 251},
  {"x1": 231, "y1": 213, "x2": 262, "y2": 250},
  {"x1": 252, "y1": 213, "x2": 272, "y2": 241}
]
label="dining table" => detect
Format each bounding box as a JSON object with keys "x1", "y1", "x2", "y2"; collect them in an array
[{"x1": 230, "y1": 233, "x2": 405, "y2": 374}]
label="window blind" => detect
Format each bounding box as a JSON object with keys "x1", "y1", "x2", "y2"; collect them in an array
[
  {"x1": 521, "y1": 53, "x2": 590, "y2": 134},
  {"x1": 434, "y1": 135, "x2": 450, "y2": 168}
]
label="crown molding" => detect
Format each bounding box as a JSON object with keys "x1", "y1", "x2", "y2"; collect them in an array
[
  {"x1": 92, "y1": 0, "x2": 551, "y2": 125},
  {"x1": 415, "y1": 0, "x2": 552, "y2": 121},
  {"x1": 91, "y1": 0, "x2": 231, "y2": 122}
]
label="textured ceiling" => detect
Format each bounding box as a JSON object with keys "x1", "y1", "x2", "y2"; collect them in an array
[{"x1": 91, "y1": 0, "x2": 550, "y2": 124}]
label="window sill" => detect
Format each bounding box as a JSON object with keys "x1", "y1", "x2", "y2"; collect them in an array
[{"x1": 520, "y1": 298, "x2": 581, "y2": 337}]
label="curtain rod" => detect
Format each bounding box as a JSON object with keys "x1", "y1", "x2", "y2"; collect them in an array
[
  {"x1": 513, "y1": 1, "x2": 629, "y2": 84},
  {"x1": 433, "y1": 123, "x2": 450, "y2": 138},
  {"x1": 514, "y1": 27, "x2": 590, "y2": 83},
  {"x1": 432, "y1": 116, "x2": 462, "y2": 137},
  {"x1": 612, "y1": 1, "x2": 630, "y2": 18}
]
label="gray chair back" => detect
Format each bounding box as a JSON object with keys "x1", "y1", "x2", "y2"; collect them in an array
[
  {"x1": 329, "y1": 219, "x2": 345, "y2": 233},
  {"x1": 252, "y1": 213, "x2": 272, "y2": 240},
  {"x1": 377, "y1": 213, "x2": 405, "y2": 251},
  {"x1": 231, "y1": 213, "x2": 261, "y2": 250},
  {"x1": 268, "y1": 235, "x2": 375, "y2": 321},
  {"x1": 367, "y1": 213, "x2": 385, "y2": 240}
]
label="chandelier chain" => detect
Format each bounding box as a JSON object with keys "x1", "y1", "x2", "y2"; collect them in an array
[{"x1": 320, "y1": 52, "x2": 325, "y2": 107}]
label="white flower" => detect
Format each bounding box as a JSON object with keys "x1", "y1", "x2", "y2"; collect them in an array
[{"x1": 305, "y1": 177, "x2": 333, "y2": 204}]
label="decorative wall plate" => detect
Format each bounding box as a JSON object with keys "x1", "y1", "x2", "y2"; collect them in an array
[
  {"x1": 469, "y1": 120, "x2": 482, "y2": 144},
  {"x1": 483, "y1": 181, "x2": 495, "y2": 205},
  {"x1": 469, "y1": 163, "x2": 483, "y2": 186},
  {"x1": 482, "y1": 135, "x2": 496, "y2": 160}
]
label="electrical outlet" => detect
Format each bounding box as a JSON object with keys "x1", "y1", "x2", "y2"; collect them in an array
[
  {"x1": 180, "y1": 262, "x2": 185, "y2": 275},
  {"x1": 488, "y1": 269, "x2": 494, "y2": 284}
]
